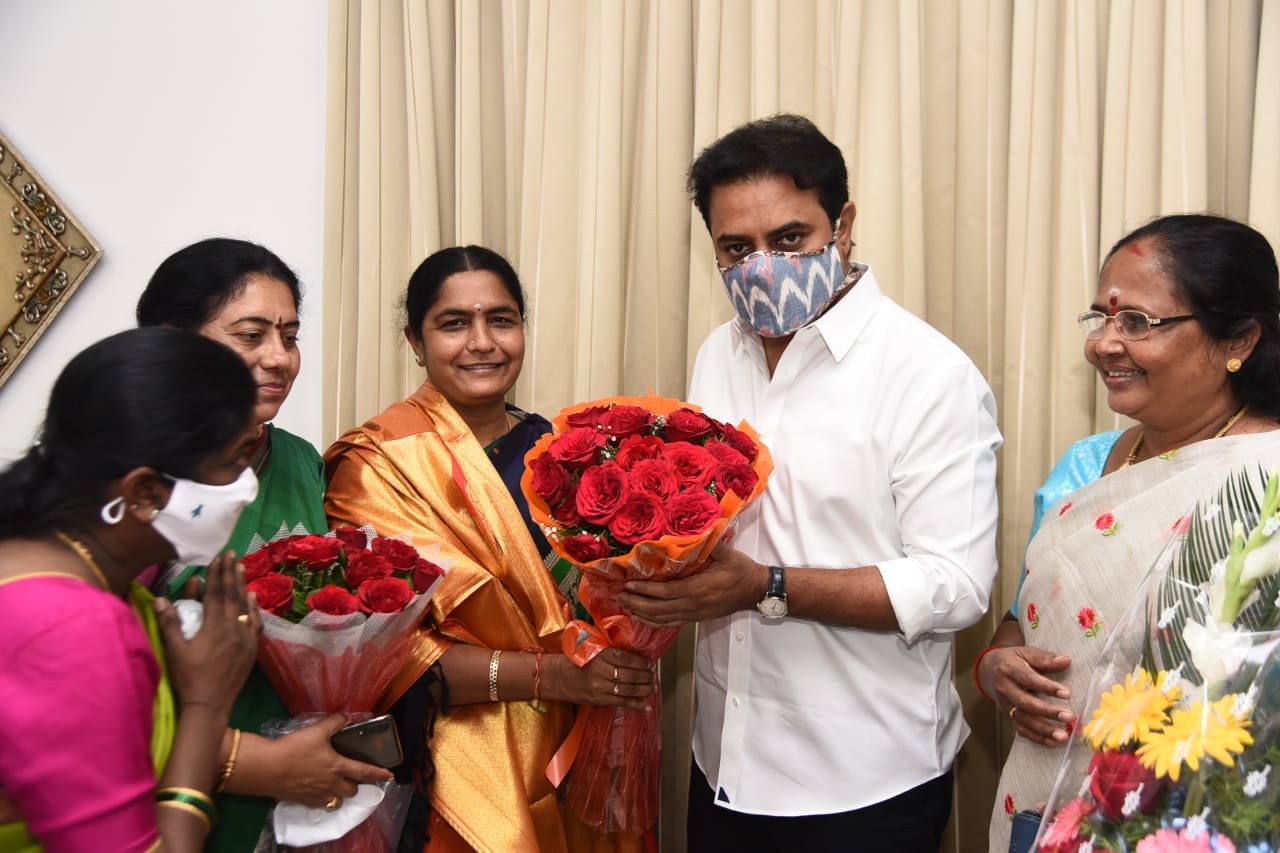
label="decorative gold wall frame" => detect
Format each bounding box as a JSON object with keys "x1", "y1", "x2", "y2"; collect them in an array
[{"x1": 0, "y1": 129, "x2": 102, "y2": 390}]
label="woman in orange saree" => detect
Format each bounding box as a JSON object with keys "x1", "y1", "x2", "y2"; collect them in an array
[{"x1": 324, "y1": 246, "x2": 650, "y2": 853}]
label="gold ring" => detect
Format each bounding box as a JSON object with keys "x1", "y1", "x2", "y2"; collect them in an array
[
  {"x1": 613, "y1": 683, "x2": 620, "y2": 695},
  {"x1": 237, "y1": 614, "x2": 251, "y2": 624},
  {"x1": 324, "y1": 796, "x2": 341, "y2": 811},
  {"x1": 612, "y1": 667, "x2": 619, "y2": 682},
  {"x1": 1008, "y1": 706, "x2": 1017, "y2": 720}
]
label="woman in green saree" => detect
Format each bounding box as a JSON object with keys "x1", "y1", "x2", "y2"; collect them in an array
[{"x1": 137, "y1": 238, "x2": 392, "y2": 851}]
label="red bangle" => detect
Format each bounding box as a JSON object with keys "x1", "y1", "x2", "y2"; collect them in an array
[
  {"x1": 523, "y1": 646, "x2": 547, "y2": 714},
  {"x1": 973, "y1": 644, "x2": 1010, "y2": 703}
]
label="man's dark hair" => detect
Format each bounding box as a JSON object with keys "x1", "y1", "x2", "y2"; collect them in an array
[{"x1": 687, "y1": 114, "x2": 849, "y2": 230}]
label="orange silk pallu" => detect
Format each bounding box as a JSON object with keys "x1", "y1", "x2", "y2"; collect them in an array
[{"x1": 324, "y1": 380, "x2": 639, "y2": 853}]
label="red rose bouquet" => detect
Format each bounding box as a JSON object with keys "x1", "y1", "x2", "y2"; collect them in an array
[
  {"x1": 244, "y1": 528, "x2": 447, "y2": 851},
  {"x1": 521, "y1": 396, "x2": 773, "y2": 833}
]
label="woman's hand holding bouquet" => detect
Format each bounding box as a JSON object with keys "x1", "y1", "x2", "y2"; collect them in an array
[{"x1": 243, "y1": 527, "x2": 447, "y2": 852}]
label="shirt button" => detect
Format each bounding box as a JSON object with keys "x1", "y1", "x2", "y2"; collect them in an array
[
  {"x1": 731, "y1": 696, "x2": 741, "y2": 707},
  {"x1": 735, "y1": 632, "x2": 745, "y2": 642}
]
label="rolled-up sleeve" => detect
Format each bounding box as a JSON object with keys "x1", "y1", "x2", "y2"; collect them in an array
[{"x1": 877, "y1": 363, "x2": 1001, "y2": 643}]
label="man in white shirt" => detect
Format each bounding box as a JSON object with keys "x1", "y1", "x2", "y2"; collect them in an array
[{"x1": 619, "y1": 115, "x2": 1002, "y2": 852}]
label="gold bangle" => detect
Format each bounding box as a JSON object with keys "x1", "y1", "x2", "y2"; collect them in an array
[
  {"x1": 488, "y1": 649, "x2": 502, "y2": 702},
  {"x1": 157, "y1": 799, "x2": 212, "y2": 831},
  {"x1": 215, "y1": 728, "x2": 241, "y2": 793}
]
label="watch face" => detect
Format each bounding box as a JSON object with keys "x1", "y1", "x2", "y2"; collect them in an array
[{"x1": 757, "y1": 596, "x2": 788, "y2": 619}]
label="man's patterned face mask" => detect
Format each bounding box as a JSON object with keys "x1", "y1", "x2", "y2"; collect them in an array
[{"x1": 718, "y1": 224, "x2": 853, "y2": 338}]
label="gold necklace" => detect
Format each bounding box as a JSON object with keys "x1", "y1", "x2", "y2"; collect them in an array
[
  {"x1": 1123, "y1": 404, "x2": 1249, "y2": 468},
  {"x1": 53, "y1": 530, "x2": 111, "y2": 590}
]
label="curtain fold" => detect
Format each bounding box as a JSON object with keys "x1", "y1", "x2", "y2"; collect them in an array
[{"x1": 323, "y1": 2, "x2": 1278, "y2": 850}]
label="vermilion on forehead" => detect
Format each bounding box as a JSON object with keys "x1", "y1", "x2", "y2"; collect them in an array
[{"x1": 1127, "y1": 242, "x2": 1145, "y2": 257}]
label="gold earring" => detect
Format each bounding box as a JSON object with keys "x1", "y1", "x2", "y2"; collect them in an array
[{"x1": 1227, "y1": 357, "x2": 1242, "y2": 373}]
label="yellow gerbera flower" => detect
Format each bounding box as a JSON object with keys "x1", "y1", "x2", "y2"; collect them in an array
[
  {"x1": 1135, "y1": 694, "x2": 1253, "y2": 781},
  {"x1": 1083, "y1": 669, "x2": 1180, "y2": 751}
]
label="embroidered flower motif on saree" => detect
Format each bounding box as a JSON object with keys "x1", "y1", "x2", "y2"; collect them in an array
[
  {"x1": 1079, "y1": 607, "x2": 1102, "y2": 637},
  {"x1": 1096, "y1": 512, "x2": 1119, "y2": 536},
  {"x1": 1028, "y1": 601, "x2": 1041, "y2": 630}
]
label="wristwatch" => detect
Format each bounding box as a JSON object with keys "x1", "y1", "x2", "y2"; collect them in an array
[{"x1": 756, "y1": 566, "x2": 788, "y2": 619}]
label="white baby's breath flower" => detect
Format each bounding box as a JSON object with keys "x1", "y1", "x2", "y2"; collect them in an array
[
  {"x1": 1077, "y1": 774, "x2": 1092, "y2": 799},
  {"x1": 1244, "y1": 765, "x2": 1271, "y2": 797},
  {"x1": 1157, "y1": 602, "x2": 1182, "y2": 629},
  {"x1": 1203, "y1": 503, "x2": 1222, "y2": 521},
  {"x1": 1121, "y1": 784, "x2": 1144, "y2": 817},
  {"x1": 1265, "y1": 516, "x2": 1280, "y2": 537},
  {"x1": 1184, "y1": 809, "x2": 1211, "y2": 839},
  {"x1": 1161, "y1": 664, "x2": 1184, "y2": 696},
  {"x1": 1209, "y1": 559, "x2": 1228, "y2": 584},
  {"x1": 1077, "y1": 841, "x2": 1092, "y2": 853},
  {"x1": 1232, "y1": 685, "x2": 1259, "y2": 718}
]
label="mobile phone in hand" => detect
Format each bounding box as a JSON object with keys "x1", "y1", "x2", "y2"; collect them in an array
[{"x1": 330, "y1": 714, "x2": 404, "y2": 768}]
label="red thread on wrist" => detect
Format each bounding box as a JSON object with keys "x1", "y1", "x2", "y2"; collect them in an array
[
  {"x1": 973, "y1": 644, "x2": 1010, "y2": 703},
  {"x1": 522, "y1": 646, "x2": 548, "y2": 713}
]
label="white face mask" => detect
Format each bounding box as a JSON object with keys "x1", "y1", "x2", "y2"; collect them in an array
[{"x1": 151, "y1": 467, "x2": 259, "y2": 566}]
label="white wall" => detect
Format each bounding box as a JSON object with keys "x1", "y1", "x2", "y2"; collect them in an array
[{"x1": 0, "y1": 0, "x2": 328, "y2": 460}]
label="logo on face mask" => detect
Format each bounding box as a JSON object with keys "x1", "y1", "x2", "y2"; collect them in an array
[
  {"x1": 718, "y1": 225, "x2": 855, "y2": 338},
  {"x1": 151, "y1": 467, "x2": 259, "y2": 567}
]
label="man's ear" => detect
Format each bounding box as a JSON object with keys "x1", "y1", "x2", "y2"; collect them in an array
[{"x1": 836, "y1": 201, "x2": 857, "y2": 258}]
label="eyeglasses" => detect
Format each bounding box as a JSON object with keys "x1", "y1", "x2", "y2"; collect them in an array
[{"x1": 1077, "y1": 309, "x2": 1196, "y2": 341}]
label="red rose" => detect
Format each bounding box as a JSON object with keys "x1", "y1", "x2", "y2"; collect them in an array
[
  {"x1": 664, "y1": 490, "x2": 722, "y2": 537},
  {"x1": 628, "y1": 459, "x2": 682, "y2": 501},
  {"x1": 704, "y1": 439, "x2": 748, "y2": 466},
  {"x1": 712, "y1": 462, "x2": 760, "y2": 500},
  {"x1": 719, "y1": 422, "x2": 759, "y2": 462},
  {"x1": 548, "y1": 427, "x2": 607, "y2": 470},
  {"x1": 248, "y1": 572, "x2": 295, "y2": 618},
  {"x1": 282, "y1": 534, "x2": 343, "y2": 568},
  {"x1": 552, "y1": 482, "x2": 583, "y2": 525},
  {"x1": 615, "y1": 434, "x2": 666, "y2": 470},
  {"x1": 529, "y1": 453, "x2": 573, "y2": 505},
  {"x1": 575, "y1": 461, "x2": 631, "y2": 524},
  {"x1": 662, "y1": 443, "x2": 718, "y2": 490},
  {"x1": 331, "y1": 526, "x2": 368, "y2": 552},
  {"x1": 599, "y1": 405, "x2": 654, "y2": 439},
  {"x1": 411, "y1": 557, "x2": 445, "y2": 592},
  {"x1": 1088, "y1": 750, "x2": 1164, "y2": 820},
  {"x1": 371, "y1": 537, "x2": 420, "y2": 572},
  {"x1": 266, "y1": 535, "x2": 304, "y2": 563},
  {"x1": 346, "y1": 551, "x2": 395, "y2": 587},
  {"x1": 307, "y1": 584, "x2": 360, "y2": 616},
  {"x1": 357, "y1": 576, "x2": 415, "y2": 613},
  {"x1": 608, "y1": 492, "x2": 668, "y2": 545},
  {"x1": 241, "y1": 548, "x2": 279, "y2": 582},
  {"x1": 562, "y1": 533, "x2": 611, "y2": 563},
  {"x1": 564, "y1": 405, "x2": 610, "y2": 429},
  {"x1": 662, "y1": 408, "x2": 715, "y2": 443}
]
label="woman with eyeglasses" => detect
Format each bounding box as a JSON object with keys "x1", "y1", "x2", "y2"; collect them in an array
[{"x1": 980, "y1": 214, "x2": 1280, "y2": 852}]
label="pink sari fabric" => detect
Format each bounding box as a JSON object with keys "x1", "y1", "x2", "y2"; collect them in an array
[{"x1": 0, "y1": 574, "x2": 160, "y2": 853}]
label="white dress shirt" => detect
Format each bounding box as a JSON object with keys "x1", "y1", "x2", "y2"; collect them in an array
[{"x1": 688, "y1": 266, "x2": 1002, "y2": 816}]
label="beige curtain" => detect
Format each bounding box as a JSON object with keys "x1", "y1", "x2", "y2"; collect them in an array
[{"x1": 323, "y1": 2, "x2": 1280, "y2": 850}]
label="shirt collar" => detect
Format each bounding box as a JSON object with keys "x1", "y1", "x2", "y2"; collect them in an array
[{"x1": 729, "y1": 262, "x2": 881, "y2": 365}]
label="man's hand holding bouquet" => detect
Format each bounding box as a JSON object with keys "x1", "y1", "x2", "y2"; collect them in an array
[
  {"x1": 521, "y1": 395, "x2": 773, "y2": 833},
  {"x1": 243, "y1": 528, "x2": 447, "y2": 852},
  {"x1": 1035, "y1": 469, "x2": 1280, "y2": 853}
]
